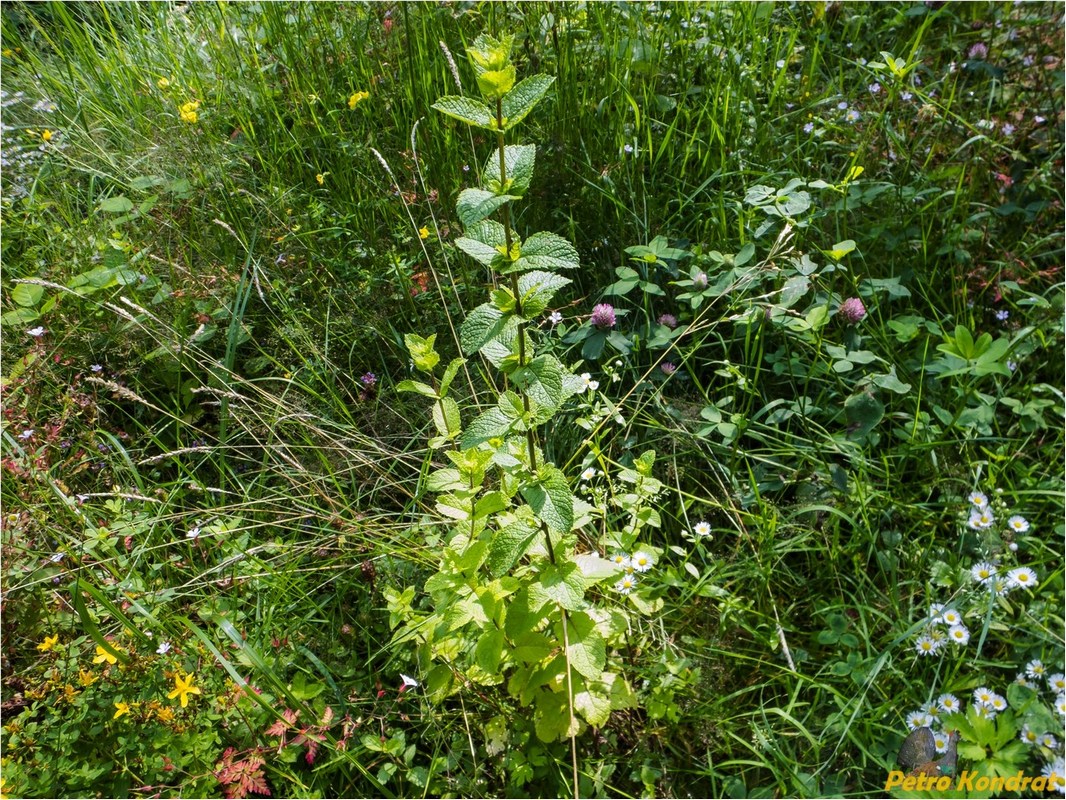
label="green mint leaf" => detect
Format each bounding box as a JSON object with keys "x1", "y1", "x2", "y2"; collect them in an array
[
  {"x1": 468, "y1": 33, "x2": 514, "y2": 72},
  {"x1": 512, "y1": 355, "x2": 566, "y2": 419},
  {"x1": 461, "y1": 406, "x2": 515, "y2": 449},
  {"x1": 432, "y1": 96, "x2": 495, "y2": 130},
  {"x1": 501, "y1": 74, "x2": 555, "y2": 130},
  {"x1": 476, "y1": 65, "x2": 516, "y2": 100},
  {"x1": 394, "y1": 379, "x2": 437, "y2": 399},
  {"x1": 404, "y1": 333, "x2": 440, "y2": 373},
  {"x1": 521, "y1": 465, "x2": 574, "y2": 537},
  {"x1": 431, "y1": 396, "x2": 461, "y2": 442},
  {"x1": 439, "y1": 358, "x2": 465, "y2": 397},
  {"x1": 531, "y1": 561, "x2": 585, "y2": 611},
  {"x1": 562, "y1": 610, "x2": 606, "y2": 679},
  {"x1": 455, "y1": 219, "x2": 508, "y2": 267},
  {"x1": 460, "y1": 302, "x2": 513, "y2": 355},
  {"x1": 474, "y1": 628, "x2": 506, "y2": 674},
  {"x1": 457, "y1": 188, "x2": 519, "y2": 227},
  {"x1": 574, "y1": 678, "x2": 612, "y2": 727},
  {"x1": 487, "y1": 518, "x2": 540, "y2": 577},
  {"x1": 484, "y1": 145, "x2": 536, "y2": 196},
  {"x1": 513, "y1": 232, "x2": 579, "y2": 272},
  {"x1": 517, "y1": 270, "x2": 571, "y2": 317},
  {"x1": 425, "y1": 468, "x2": 464, "y2": 494}
]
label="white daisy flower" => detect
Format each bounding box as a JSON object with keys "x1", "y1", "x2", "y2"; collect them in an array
[
  {"x1": 1057, "y1": 694, "x2": 1066, "y2": 717},
  {"x1": 1040, "y1": 758, "x2": 1065, "y2": 795},
  {"x1": 928, "y1": 602, "x2": 946, "y2": 623},
  {"x1": 948, "y1": 624, "x2": 970, "y2": 646},
  {"x1": 631, "y1": 551, "x2": 653, "y2": 572},
  {"x1": 937, "y1": 693, "x2": 960, "y2": 713},
  {"x1": 1008, "y1": 567, "x2": 1037, "y2": 589},
  {"x1": 968, "y1": 508, "x2": 995, "y2": 529},
  {"x1": 1026, "y1": 660, "x2": 1047, "y2": 678},
  {"x1": 915, "y1": 635, "x2": 940, "y2": 656},
  {"x1": 1020, "y1": 725, "x2": 1040, "y2": 745},
  {"x1": 967, "y1": 491, "x2": 989, "y2": 509},
  {"x1": 970, "y1": 562, "x2": 997, "y2": 584},
  {"x1": 906, "y1": 710, "x2": 934, "y2": 730},
  {"x1": 580, "y1": 467, "x2": 599, "y2": 481},
  {"x1": 974, "y1": 686, "x2": 995, "y2": 706},
  {"x1": 933, "y1": 730, "x2": 950, "y2": 754},
  {"x1": 615, "y1": 574, "x2": 638, "y2": 595},
  {"x1": 610, "y1": 552, "x2": 631, "y2": 569},
  {"x1": 1015, "y1": 673, "x2": 1037, "y2": 689},
  {"x1": 941, "y1": 608, "x2": 962, "y2": 627},
  {"x1": 693, "y1": 521, "x2": 712, "y2": 537},
  {"x1": 1039, "y1": 733, "x2": 1058, "y2": 749},
  {"x1": 1007, "y1": 515, "x2": 1030, "y2": 533},
  {"x1": 1047, "y1": 673, "x2": 1065, "y2": 693},
  {"x1": 988, "y1": 693, "x2": 1007, "y2": 712}
]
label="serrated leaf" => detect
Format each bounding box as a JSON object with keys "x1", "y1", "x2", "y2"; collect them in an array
[
  {"x1": 461, "y1": 406, "x2": 515, "y2": 450},
  {"x1": 532, "y1": 561, "x2": 585, "y2": 611},
  {"x1": 574, "y1": 678, "x2": 612, "y2": 727},
  {"x1": 432, "y1": 96, "x2": 495, "y2": 129},
  {"x1": 99, "y1": 195, "x2": 134, "y2": 213},
  {"x1": 455, "y1": 219, "x2": 508, "y2": 267},
  {"x1": 461, "y1": 303, "x2": 512, "y2": 355},
  {"x1": 425, "y1": 468, "x2": 464, "y2": 493},
  {"x1": 439, "y1": 358, "x2": 464, "y2": 397},
  {"x1": 501, "y1": 74, "x2": 555, "y2": 130},
  {"x1": 488, "y1": 518, "x2": 540, "y2": 577},
  {"x1": 475, "y1": 629, "x2": 505, "y2": 674},
  {"x1": 517, "y1": 271, "x2": 571, "y2": 317},
  {"x1": 484, "y1": 144, "x2": 536, "y2": 196},
  {"x1": 512, "y1": 630, "x2": 553, "y2": 663},
  {"x1": 512, "y1": 232, "x2": 579, "y2": 273},
  {"x1": 432, "y1": 396, "x2": 461, "y2": 441},
  {"x1": 436, "y1": 493, "x2": 473, "y2": 521},
  {"x1": 476, "y1": 64, "x2": 516, "y2": 100},
  {"x1": 511, "y1": 355, "x2": 565, "y2": 419},
  {"x1": 457, "y1": 188, "x2": 519, "y2": 226},
  {"x1": 521, "y1": 465, "x2": 574, "y2": 536},
  {"x1": 564, "y1": 611, "x2": 605, "y2": 680},
  {"x1": 395, "y1": 379, "x2": 437, "y2": 398}
]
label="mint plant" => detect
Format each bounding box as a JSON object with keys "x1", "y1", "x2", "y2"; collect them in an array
[{"x1": 389, "y1": 33, "x2": 652, "y2": 748}]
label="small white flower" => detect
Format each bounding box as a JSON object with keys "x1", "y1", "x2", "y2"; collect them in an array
[
  {"x1": 974, "y1": 686, "x2": 995, "y2": 706},
  {"x1": 610, "y1": 553, "x2": 631, "y2": 569},
  {"x1": 580, "y1": 372, "x2": 600, "y2": 392},
  {"x1": 970, "y1": 562, "x2": 997, "y2": 584},
  {"x1": 1007, "y1": 515, "x2": 1030, "y2": 533},
  {"x1": 615, "y1": 574, "x2": 638, "y2": 595},
  {"x1": 1008, "y1": 567, "x2": 1037, "y2": 589},
  {"x1": 18, "y1": 429, "x2": 34, "y2": 440},
  {"x1": 1015, "y1": 672, "x2": 1038, "y2": 689},
  {"x1": 631, "y1": 551, "x2": 653, "y2": 572},
  {"x1": 1026, "y1": 659, "x2": 1047, "y2": 678},
  {"x1": 156, "y1": 641, "x2": 171, "y2": 655},
  {"x1": 49, "y1": 552, "x2": 64, "y2": 563},
  {"x1": 1056, "y1": 694, "x2": 1066, "y2": 717},
  {"x1": 1039, "y1": 733, "x2": 1059, "y2": 749},
  {"x1": 91, "y1": 364, "x2": 103, "y2": 373},
  {"x1": 937, "y1": 693, "x2": 960, "y2": 713},
  {"x1": 933, "y1": 731, "x2": 950, "y2": 754},
  {"x1": 400, "y1": 673, "x2": 419, "y2": 689},
  {"x1": 580, "y1": 467, "x2": 598, "y2": 482},
  {"x1": 915, "y1": 635, "x2": 940, "y2": 656},
  {"x1": 948, "y1": 624, "x2": 970, "y2": 646},
  {"x1": 967, "y1": 491, "x2": 989, "y2": 508},
  {"x1": 941, "y1": 608, "x2": 962, "y2": 627},
  {"x1": 988, "y1": 693, "x2": 1007, "y2": 712},
  {"x1": 901, "y1": 91, "x2": 913, "y2": 101},
  {"x1": 775, "y1": 59, "x2": 785, "y2": 69},
  {"x1": 694, "y1": 521, "x2": 712, "y2": 538},
  {"x1": 1021, "y1": 725, "x2": 1040, "y2": 745},
  {"x1": 186, "y1": 526, "x2": 201, "y2": 539},
  {"x1": 975, "y1": 704, "x2": 998, "y2": 720},
  {"x1": 905, "y1": 710, "x2": 934, "y2": 730},
  {"x1": 968, "y1": 508, "x2": 995, "y2": 529},
  {"x1": 1041, "y1": 758, "x2": 1065, "y2": 794},
  {"x1": 928, "y1": 602, "x2": 945, "y2": 623},
  {"x1": 548, "y1": 311, "x2": 563, "y2": 325},
  {"x1": 1048, "y1": 673, "x2": 1066, "y2": 692},
  {"x1": 27, "y1": 326, "x2": 46, "y2": 337}
]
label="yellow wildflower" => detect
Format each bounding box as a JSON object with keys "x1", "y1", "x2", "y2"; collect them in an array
[
  {"x1": 41, "y1": 129, "x2": 53, "y2": 143},
  {"x1": 61, "y1": 684, "x2": 79, "y2": 703},
  {"x1": 157, "y1": 77, "x2": 170, "y2": 89},
  {"x1": 1, "y1": 48, "x2": 14, "y2": 58},
  {"x1": 113, "y1": 701, "x2": 131, "y2": 720},
  {"x1": 36, "y1": 634, "x2": 59, "y2": 652},
  {"x1": 315, "y1": 173, "x2": 325, "y2": 185},
  {"x1": 348, "y1": 91, "x2": 369, "y2": 110},
  {"x1": 419, "y1": 226, "x2": 430, "y2": 240},
  {"x1": 78, "y1": 669, "x2": 98, "y2": 687},
  {"x1": 167, "y1": 672, "x2": 201, "y2": 708},
  {"x1": 179, "y1": 100, "x2": 200, "y2": 124},
  {"x1": 93, "y1": 644, "x2": 119, "y2": 665},
  {"x1": 155, "y1": 706, "x2": 175, "y2": 723}
]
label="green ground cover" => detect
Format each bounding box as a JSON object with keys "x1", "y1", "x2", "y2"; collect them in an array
[{"x1": 1, "y1": 2, "x2": 1063, "y2": 797}]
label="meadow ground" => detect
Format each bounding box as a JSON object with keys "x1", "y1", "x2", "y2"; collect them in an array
[{"x1": 1, "y1": 2, "x2": 1064, "y2": 798}]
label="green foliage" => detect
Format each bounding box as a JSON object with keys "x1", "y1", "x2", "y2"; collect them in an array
[{"x1": 393, "y1": 32, "x2": 654, "y2": 761}]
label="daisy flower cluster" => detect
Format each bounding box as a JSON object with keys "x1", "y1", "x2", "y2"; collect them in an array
[
  {"x1": 610, "y1": 549, "x2": 654, "y2": 595},
  {"x1": 962, "y1": 490, "x2": 1038, "y2": 595},
  {"x1": 903, "y1": 692, "x2": 967, "y2": 754}
]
